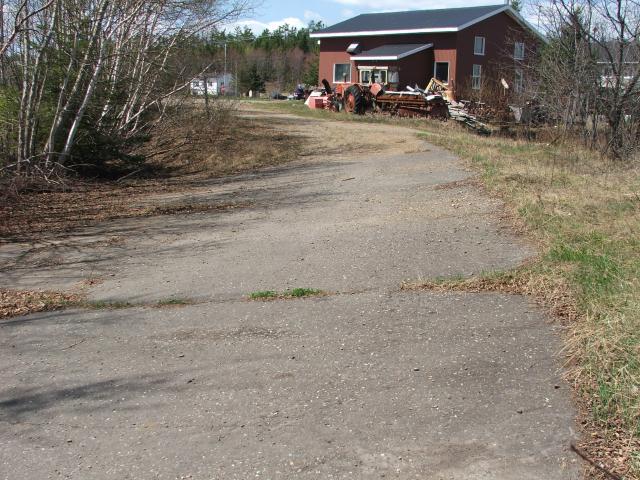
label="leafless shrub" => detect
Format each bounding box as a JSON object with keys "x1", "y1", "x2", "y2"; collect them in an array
[{"x1": 533, "y1": 0, "x2": 640, "y2": 159}]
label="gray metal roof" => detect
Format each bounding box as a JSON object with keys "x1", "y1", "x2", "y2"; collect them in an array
[
  {"x1": 312, "y1": 4, "x2": 507, "y2": 37},
  {"x1": 352, "y1": 44, "x2": 433, "y2": 60}
]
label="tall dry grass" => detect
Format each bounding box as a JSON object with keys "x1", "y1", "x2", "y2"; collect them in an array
[{"x1": 417, "y1": 127, "x2": 640, "y2": 479}]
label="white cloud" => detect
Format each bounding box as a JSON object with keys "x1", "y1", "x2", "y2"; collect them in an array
[
  {"x1": 226, "y1": 16, "x2": 308, "y2": 33},
  {"x1": 341, "y1": 8, "x2": 355, "y2": 18},
  {"x1": 303, "y1": 10, "x2": 324, "y2": 22}
]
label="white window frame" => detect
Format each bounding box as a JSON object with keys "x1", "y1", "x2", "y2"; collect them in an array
[
  {"x1": 514, "y1": 42, "x2": 525, "y2": 60},
  {"x1": 474, "y1": 36, "x2": 485, "y2": 55},
  {"x1": 472, "y1": 64, "x2": 482, "y2": 90},
  {"x1": 514, "y1": 67, "x2": 524, "y2": 93},
  {"x1": 433, "y1": 61, "x2": 450, "y2": 84},
  {"x1": 357, "y1": 66, "x2": 389, "y2": 84},
  {"x1": 333, "y1": 63, "x2": 351, "y2": 83}
]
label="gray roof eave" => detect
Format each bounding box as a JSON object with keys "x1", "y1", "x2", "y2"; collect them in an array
[{"x1": 310, "y1": 5, "x2": 546, "y2": 42}]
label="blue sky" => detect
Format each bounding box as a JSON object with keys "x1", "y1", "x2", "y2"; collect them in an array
[{"x1": 230, "y1": 0, "x2": 510, "y2": 33}]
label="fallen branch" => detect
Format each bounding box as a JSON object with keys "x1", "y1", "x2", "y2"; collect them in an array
[{"x1": 570, "y1": 442, "x2": 623, "y2": 480}]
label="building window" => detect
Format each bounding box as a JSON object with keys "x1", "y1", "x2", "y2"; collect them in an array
[
  {"x1": 474, "y1": 36, "x2": 485, "y2": 55},
  {"x1": 514, "y1": 42, "x2": 525, "y2": 60},
  {"x1": 333, "y1": 63, "x2": 351, "y2": 83},
  {"x1": 434, "y1": 62, "x2": 449, "y2": 84},
  {"x1": 358, "y1": 68, "x2": 388, "y2": 84},
  {"x1": 472, "y1": 64, "x2": 482, "y2": 90},
  {"x1": 515, "y1": 68, "x2": 524, "y2": 92}
]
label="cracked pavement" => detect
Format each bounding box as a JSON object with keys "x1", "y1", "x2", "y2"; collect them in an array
[{"x1": 0, "y1": 110, "x2": 579, "y2": 479}]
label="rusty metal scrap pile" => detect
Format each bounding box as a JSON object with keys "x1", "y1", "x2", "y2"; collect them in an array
[{"x1": 311, "y1": 77, "x2": 490, "y2": 133}]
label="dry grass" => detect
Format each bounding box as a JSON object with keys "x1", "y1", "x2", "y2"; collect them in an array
[
  {"x1": 0, "y1": 289, "x2": 199, "y2": 320},
  {"x1": 0, "y1": 102, "x2": 299, "y2": 242},
  {"x1": 0, "y1": 289, "x2": 81, "y2": 318},
  {"x1": 412, "y1": 127, "x2": 640, "y2": 479},
  {"x1": 144, "y1": 100, "x2": 301, "y2": 176},
  {"x1": 402, "y1": 267, "x2": 579, "y2": 322},
  {"x1": 0, "y1": 183, "x2": 253, "y2": 242}
]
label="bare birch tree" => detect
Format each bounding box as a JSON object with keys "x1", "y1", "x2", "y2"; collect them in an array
[{"x1": 1, "y1": 0, "x2": 251, "y2": 177}]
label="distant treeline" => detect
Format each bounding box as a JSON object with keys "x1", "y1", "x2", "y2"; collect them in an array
[{"x1": 186, "y1": 22, "x2": 325, "y2": 94}]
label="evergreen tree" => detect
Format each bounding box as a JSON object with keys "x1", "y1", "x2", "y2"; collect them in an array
[{"x1": 238, "y1": 63, "x2": 265, "y2": 94}]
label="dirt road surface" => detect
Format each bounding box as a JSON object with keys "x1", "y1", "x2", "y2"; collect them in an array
[{"x1": 0, "y1": 107, "x2": 579, "y2": 479}]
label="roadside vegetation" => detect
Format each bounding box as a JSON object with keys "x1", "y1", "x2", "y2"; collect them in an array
[
  {"x1": 0, "y1": 289, "x2": 196, "y2": 318},
  {"x1": 0, "y1": 108, "x2": 299, "y2": 242},
  {"x1": 0, "y1": 0, "x2": 307, "y2": 241},
  {"x1": 419, "y1": 128, "x2": 639, "y2": 479},
  {"x1": 0, "y1": 288, "x2": 80, "y2": 318},
  {"x1": 249, "y1": 288, "x2": 325, "y2": 300},
  {"x1": 0, "y1": 1, "x2": 321, "y2": 187},
  {"x1": 251, "y1": 100, "x2": 639, "y2": 479}
]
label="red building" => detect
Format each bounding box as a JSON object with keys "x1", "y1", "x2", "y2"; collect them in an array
[{"x1": 310, "y1": 4, "x2": 543, "y2": 99}]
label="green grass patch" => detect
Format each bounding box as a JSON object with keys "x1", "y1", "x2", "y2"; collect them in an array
[
  {"x1": 248, "y1": 287, "x2": 326, "y2": 300},
  {"x1": 245, "y1": 99, "x2": 445, "y2": 129},
  {"x1": 288, "y1": 287, "x2": 323, "y2": 297},
  {"x1": 155, "y1": 297, "x2": 192, "y2": 306},
  {"x1": 85, "y1": 300, "x2": 135, "y2": 310},
  {"x1": 249, "y1": 290, "x2": 278, "y2": 299}
]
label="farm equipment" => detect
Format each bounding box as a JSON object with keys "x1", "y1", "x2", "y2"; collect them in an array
[
  {"x1": 305, "y1": 76, "x2": 499, "y2": 134},
  {"x1": 306, "y1": 75, "x2": 551, "y2": 136},
  {"x1": 306, "y1": 78, "x2": 449, "y2": 120}
]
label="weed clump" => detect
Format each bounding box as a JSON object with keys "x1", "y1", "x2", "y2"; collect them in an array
[{"x1": 248, "y1": 288, "x2": 325, "y2": 300}]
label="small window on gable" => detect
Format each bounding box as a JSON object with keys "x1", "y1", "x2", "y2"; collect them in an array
[
  {"x1": 333, "y1": 63, "x2": 351, "y2": 83},
  {"x1": 474, "y1": 36, "x2": 485, "y2": 55},
  {"x1": 472, "y1": 64, "x2": 482, "y2": 90},
  {"x1": 514, "y1": 42, "x2": 525, "y2": 60}
]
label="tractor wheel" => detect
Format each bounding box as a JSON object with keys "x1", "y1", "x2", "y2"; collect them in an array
[
  {"x1": 330, "y1": 98, "x2": 343, "y2": 112},
  {"x1": 344, "y1": 85, "x2": 365, "y2": 115}
]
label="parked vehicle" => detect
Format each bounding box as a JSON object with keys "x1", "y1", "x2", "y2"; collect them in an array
[{"x1": 291, "y1": 84, "x2": 306, "y2": 100}]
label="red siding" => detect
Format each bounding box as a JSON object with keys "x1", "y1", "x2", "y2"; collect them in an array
[
  {"x1": 316, "y1": 11, "x2": 541, "y2": 99},
  {"x1": 397, "y1": 49, "x2": 433, "y2": 88},
  {"x1": 455, "y1": 11, "x2": 539, "y2": 96},
  {"x1": 318, "y1": 33, "x2": 456, "y2": 90}
]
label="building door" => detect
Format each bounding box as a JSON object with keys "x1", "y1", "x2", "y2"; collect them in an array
[{"x1": 434, "y1": 62, "x2": 449, "y2": 84}]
